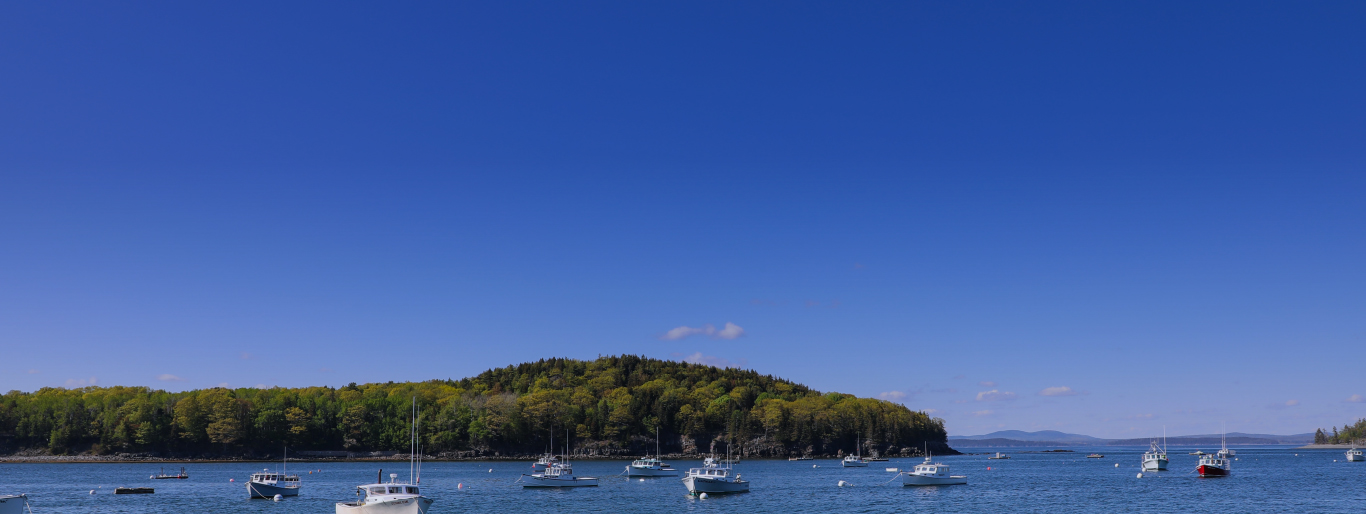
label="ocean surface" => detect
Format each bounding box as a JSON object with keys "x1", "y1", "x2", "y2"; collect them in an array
[{"x1": 2, "y1": 446, "x2": 1363, "y2": 513}]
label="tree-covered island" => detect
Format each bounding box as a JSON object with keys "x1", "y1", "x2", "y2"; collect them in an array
[{"x1": 0, "y1": 355, "x2": 950, "y2": 459}]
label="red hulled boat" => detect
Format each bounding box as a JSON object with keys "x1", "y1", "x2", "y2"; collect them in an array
[{"x1": 1197, "y1": 430, "x2": 1231, "y2": 477}]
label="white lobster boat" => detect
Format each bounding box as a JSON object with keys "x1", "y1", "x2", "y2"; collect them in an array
[
  {"x1": 1346, "y1": 448, "x2": 1363, "y2": 462},
  {"x1": 336, "y1": 399, "x2": 433, "y2": 513},
  {"x1": 626, "y1": 428, "x2": 679, "y2": 477},
  {"x1": 901, "y1": 454, "x2": 967, "y2": 486},
  {"x1": 0, "y1": 495, "x2": 29, "y2": 514},
  {"x1": 521, "y1": 462, "x2": 599, "y2": 487},
  {"x1": 1142, "y1": 429, "x2": 1169, "y2": 471},
  {"x1": 626, "y1": 458, "x2": 679, "y2": 477},
  {"x1": 682, "y1": 457, "x2": 749, "y2": 495},
  {"x1": 337, "y1": 474, "x2": 433, "y2": 514},
  {"x1": 841, "y1": 435, "x2": 870, "y2": 467}
]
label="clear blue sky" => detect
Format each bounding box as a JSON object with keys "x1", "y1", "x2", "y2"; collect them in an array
[{"x1": 2, "y1": 1, "x2": 1363, "y2": 439}]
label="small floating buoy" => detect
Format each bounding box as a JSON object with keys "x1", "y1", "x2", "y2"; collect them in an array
[
  {"x1": 273, "y1": 494, "x2": 282, "y2": 502},
  {"x1": 987, "y1": 467, "x2": 991, "y2": 470},
  {"x1": 458, "y1": 483, "x2": 463, "y2": 489},
  {"x1": 1114, "y1": 463, "x2": 1119, "y2": 468},
  {"x1": 488, "y1": 469, "x2": 493, "y2": 473},
  {"x1": 812, "y1": 464, "x2": 818, "y2": 468},
  {"x1": 1137, "y1": 473, "x2": 1143, "y2": 478},
  {"x1": 89, "y1": 490, "x2": 96, "y2": 495},
  {"x1": 229, "y1": 479, "x2": 234, "y2": 482},
  {"x1": 639, "y1": 478, "x2": 645, "y2": 482},
  {"x1": 699, "y1": 492, "x2": 708, "y2": 499},
  {"x1": 838, "y1": 480, "x2": 849, "y2": 487}
]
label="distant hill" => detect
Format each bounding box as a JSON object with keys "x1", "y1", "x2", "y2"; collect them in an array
[
  {"x1": 950, "y1": 430, "x2": 1105, "y2": 443},
  {"x1": 949, "y1": 430, "x2": 1314, "y2": 447}
]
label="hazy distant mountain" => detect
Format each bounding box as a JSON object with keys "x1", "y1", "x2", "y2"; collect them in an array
[
  {"x1": 949, "y1": 430, "x2": 1105, "y2": 443},
  {"x1": 949, "y1": 430, "x2": 1314, "y2": 447}
]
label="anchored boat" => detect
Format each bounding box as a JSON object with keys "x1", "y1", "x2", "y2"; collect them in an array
[
  {"x1": 0, "y1": 494, "x2": 30, "y2": 514},
  {"x1": 1197, "y1": 430, "x2": 1231, "y2": 477},
  {"x1": 901, "y1": 455, "x2": 967, "y2": 486},
  {"x1": 682, "y1": 456, "x2": 749, "y2": 495},
  {"x1": 841, "y1": 435, "x2": 870, "y2": 467},
  {"x1": 522, "y1": 429, "x2": 598, "y2": 487},
  {"x1": 1347, "y1": 448, "x2": 1363, "y2": 462},
  {"x1": 248, "y1": 447, "x2": 300, "y2": 499},
  {"x1": 151, "y1": 467, "x2": 188, "y2": 479},
  {"x1": 336, "y1": 398, "x2": 433, "y2": 513},
  {"x1": 626, "y1": 427, "x2": 679, "y2": 477},
  {"x1": 1142, "y1": 428, "x2": 1169, "y2": 471}
]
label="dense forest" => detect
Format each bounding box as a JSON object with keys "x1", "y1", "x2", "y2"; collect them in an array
[
  {"x1": 0, "y1": 356, "x2": 949, "y2": 458},
  {"x1": 1313, "y1": 418, "x2": 1366, "y2": 445}
]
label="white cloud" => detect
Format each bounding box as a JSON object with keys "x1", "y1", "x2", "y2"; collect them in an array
[
  {"x1": 660, "y1": 322, "x2": 745, "y2": 340},
  {"x1": 217, "y1": 382, "x2": 230, "y2": 388},
  {"x1": 971, "y1": 410, "x2": 993, "y2": 417},
  {"x1": 678, "y1": 352, "x2": 744, "y2": 369},
  {"x1": 879, "y1": 391, "x2": 907, "y2": 402},
  {"x1": 65, "y1": 376, "x2": 97, "y2": 387},
  {"x1": 976, "y1": 390, "x2": 1017, "y2": 402},
  {"x1": 1346, "y1": 394, "x2": 1364, "y2": 403},
  {"x1": 716, "y1": 322, "x2": 745, "y2": 339},
  {"x1": 978, "y1": 381, "x2": 997, "y2": 387},
  {"x1": 1038, "y1": 386, "x2": 1078, "y2": 397},
  {"x1": 157, "y1": 374, "x2": 188, "y2": 382}
]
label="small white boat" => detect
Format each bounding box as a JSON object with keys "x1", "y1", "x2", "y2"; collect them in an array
[
  {"x1": 522, "y1": 462, "x2": 598, "y2": 487},
  {"x1": 626, "y1": 458, "x2": 679, "y2": 477},
  {"x1": 336, "y1": 399, "x2": 433, "y2": 513},
  {"x1": 627, "y1": 428, "x2": 680, "y2": 477},
  {"x1": 841, "y1": 435, "x2": 870, "y2": 467},
  {"x1": 248, "y1": 446, "x2": 301, "y2": 498},
  {"x1": 523, "y1": 429, "x2": 598, "y2": 487},
  {"x1": 531, "y1": 453, "x2": 559, "y2": 472},
  {"x1": 1142, "y1": 430, "x2": 1169, "y2": 471},
  {"x1": 901, "y1": 455, "x2": 967, "y2": 486},
  {"x1": 1216, "y1": 448, "x2": 1236, "y2": 459},
  {"x1": 0, "y1": 494, "x2": 29, "y2": 514},
  {"x1": 682, "y1": 457, "x2": 749, "y2": 495},
  {"x1": 1346, "y1": 448, "x2": 1363, "y2": 462},
  {"x1": 987, "y1": 452, "x2": 1010, "y2": 460}
]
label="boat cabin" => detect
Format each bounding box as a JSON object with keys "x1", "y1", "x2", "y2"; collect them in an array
[
  {"x1": 913, "y1": 461, "x2": 952, "y2": 477},
  {"x1": 250, "y1": 473, "x2": 300, "y2": 485},
  {"x1": 539, "y1": 463, "x2": 575, "y2": 477},
  {"x1": 357, "y1": 484, "x2": 421, "y2": 497},
  {"x1": 631, "y1": 458, "x2": 670, "y2": 469}
]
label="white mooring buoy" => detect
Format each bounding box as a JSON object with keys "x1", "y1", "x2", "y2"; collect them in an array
[
  {"x1": 1137, "y1": 473, "x2": 1143, "y2": 478},
  {"x1": 812, "y1": 464, "x2": 818, "y2": 468},
  {"x1": 1114, "y1": 463, "x2": 1119, "y2": 467},
  {"x1": 273, "y1": 494, "x2": 283, "y2": 502},
  {"x1": 89, "y1": 490, "x2": 95, "y2": 495},
  {"x1": 699, "y1": 492, "x2": 708, "y2": 499},
  {"x1": 838, "y1": 480, "x2": 849, "y2": 487}
]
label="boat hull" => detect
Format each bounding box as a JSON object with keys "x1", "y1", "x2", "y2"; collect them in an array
[
  {"x1": 0, "y1": 495, "x2": 27, "y2": 514},
  {"x1": 335, "y1": 497, "x2": 433, "y2": 514},
  {"x1": 1196, "y1": 465, "x2": 1229, "y2": 477},
  {"x1": 841, "y1": 460, "x2": 868, "y2": 468},
  {"x1": 1141, "y1": 458, "x2": 1168, "y2": 471},
  {"x1": 626, "y1": 466, "x2": 680, "y2": 477},
  {"x1": 520, "y1": 474, "x2": 599, "y2": 487},
  {"x1": 247, "y1": 481, "x2": 301, "y2": 498},
  {"x1": 1347, "y1": 453, "x2": 1364, "y2": 462},
  {"x1": 902, "y1": 475, "x2": 967, "y2": 486},
  {"x1": 683, "y1": 476, "x2": 749, "y2": 494}
]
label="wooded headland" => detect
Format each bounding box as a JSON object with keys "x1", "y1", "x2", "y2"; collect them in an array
[{"x1": 0, "y1": 355, "x2": 951, "y2": 460}]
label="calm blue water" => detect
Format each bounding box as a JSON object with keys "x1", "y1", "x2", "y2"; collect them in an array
[{"x1": 2, "y1": 447, "x2": 1363, "y2": 512}]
